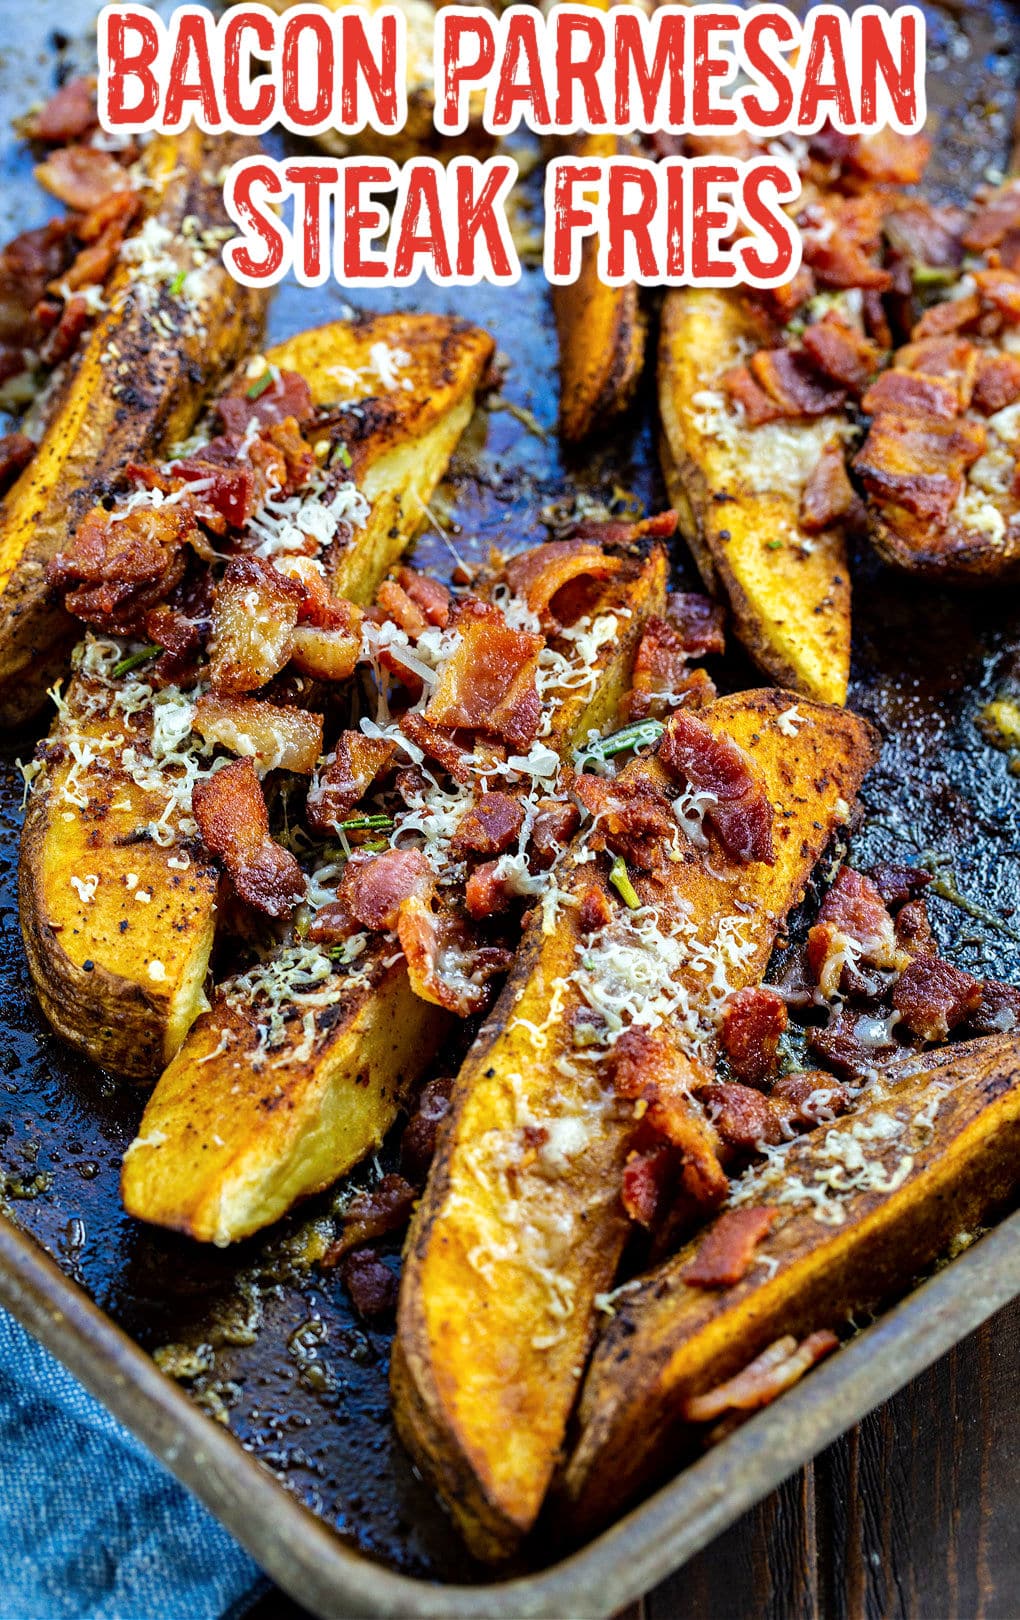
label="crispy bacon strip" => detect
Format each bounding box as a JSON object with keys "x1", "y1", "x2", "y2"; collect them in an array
[
  {"x1": 612, "y1": 1028, "x2": 727, "y2": 1209},
  {"x1": 681, "y1": 1332, "x2": 839, "y2": 1424},
  {"x1": 749, "y1": 349, "x2": 847, "y2": 418},
  {"x1": 682, "y1": 1206, "x2": 780, "y2": 1288},
  {"x1": 719, "y1": 987, "x2": 787, "y2": 1083},
  {"x1": 48, "y1": 504, "x2": 195, "y2": 635},
  {"x1": 192, "y1": 757, "x2": 305, "y2": 918},
  {"x1": 852, "y1": 414, "x2": 987, "y2": 523},
  {"x1": 800, "y1": 441, "x2": 863, "y2": 534},
  {"x1": 397, "y1": 895, "x2": 512, "y2": 1016},
  {"x1": 571, "y1": 773, "x2": 677, "y2": 871},
  {"x1": 451, "y1": 792, "x2": 525, "y2": 858},
  {"x1": 396, "y1": 567, "x2": 451, "y2": 627},
  {"x1": 658, "y1": 711, "x2": 775, "y2": 866},
  {"x1": 24, "y1": 77, "x2": 98, "y2": 144},
  {"x1": 216, "y1": 369, "x2": 315, "y2": 433},
  {"x1": 339, "y1": 848, "x2": 434, "y2": 932},
  {"x1": 962, "y1": 181, "x2": 1020, "y2": 253},
  {"x1": 34, "y1": 144, "x2": 130, "y2": 210},
  {"x1": 306, "y1": 732, "x2": 395, "y2": 833},
  {"x1": 701, "y1": 1082, "x2": 782, "y2": 1152},
  {"x1": 426, "y1": 602, "x2": 542, "y2": 750},
  {"x1": 503, "y1": 539, "x2": 623, "y2": 626},
  {"x1": 192, "y1": 694, "x2": 323, "y2": 775},
  {"x1": 801, "y1": 316, "x2": 882, "y2": 395},
  {"x1": 973, "y1": 352, "x2": 1020, "y2": 414},
  {"x1": 892, "y1": 955, "x2": 982, "y2": 1042}
]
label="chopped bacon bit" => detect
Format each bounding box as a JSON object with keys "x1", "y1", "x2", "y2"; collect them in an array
[
  {"x1": 759, "y1": 264, "x2": 815, "y2": 323},
  {"x1": 849, "y1": 129, "x2": 931, "y2": 184},
  {"x1": 503, "y1": 539, "x2": 623, "y2": 627},
  {"x1": 377, "y1": 579, "x2": 428, "y2": 639},
  {"x1": 912, "y1": 292, "x2": 982, "y2": 340},
  {"x1": 666, "y1": 592, "x2": 726, "y2": 658},
  {"x1": 339, "y1": 848, "x2": 433, "y2": 932},
  {"x1": 749, "y1": 348, "x2": 847, "y2": 418},
  {"x1": 883, "y1": 198, "x2": 965, "y2": 274},
  {"x1": 0, "y1": 432, "x2": 34, "y2": 494},
  {"x1": 963, "y1": 182, "x2": 1020, "y2": 253},
  {"x1": 307, "y1": 897, "x2": 358, "y2": 946},
  {"x1": 78, "y1": 184, "x2": 141, "y2": 243},
  {"x1": 306, "y1": 732, "x2": 395, "y2": 833},
  {"x1": 399, "y1": 712, "x2": 473, "y2": 783},
  {"x1": 48, "y1": 503, "x2": 194, "y2": 634},
  {"x1": 702, "y1": 1081, "x2": 782, "y2": 1152},
  {"x1": 216, "y1": 369, "x2": 315, "y2": 433},
  {"x1": 34, "y1": 145, "x2": 129, "y2": 210},
  {"x1": 895, "y1": 898, "x2": 936, "y2": 959},
  {"x1": 39, "y1": 294, "x2": 91, "y2": 366},
  {"x1": 341, "y1": 1249, "x2": 397, "y2": 1321},
  {"x1": 803, "y1": 196, "x2": 892, "y2": 291},
  {"x1": 24, "y1": 77, "x2": 98, "y2": 144},
  {"x1": 209, "y1": 556, "x2": 304, "y2": 694},
  {"x1": 451, "y1": 792, "x2": 525, "y2": 858},
  {"x1": 861, "y1": 369, "x2": 961, "y2": 421},
  {"x1": 866, "y1": 861, "x2": 933, "y2": 907},
  {"x1": 892, "y1": 954, "x2": 982, "y2": 1042},
  {"x1": 626, "y1": 614, "x2": 694, "y2": 721},
  {"x1": 572, "y1": 772, "x2": 676, "y2": 871},
  {"x1": 529, "y1": 798, "x2": 581, "y2": 870},
  {"x1": 611, "y1": 1028, "x2": 726, "y2": 1208},
  {"x1": 852, "y1": 413, "x2": 987, "y2": 523},
  {"x1": 817, "y1": 867, "x2": 904, "y2": 964},
  {"x1": 770, "y1": 1071, "x2": 850, "y2": 1132},
  {"x1": 965, "y1": 979, "x2": 1020, "y2": 1038},
  {"x1": 807, "y1": 1011, "x2": 899, "y2": 1077},
  {"x1": 972, "y1": 352, "x2": 1020, "y2": 414},
  {"x1": 578, "y1": 885, "x2": 614, "y2": 935},
  {"x1": 0, "y1": 219, "x2": 76, "y2": 342},
  {"x1": 720, "y1": 987, "x2": 788, "y2": 1084},
  {"x1": 398, "y1": 894, "x2": 511, "y2": 1016},
  {"x1": 564, "y1": 510, "x2": 677, "y2": 548},
  {"x1": 165, "y1": 451, "x2": 260, "y2": 530},
  {"x1": 681, "y1": 1331, "x2": 839, "y2": 1425},
  {"x1": 464, "y1": 861, "x2": 513, "y2": 921},
  {"x1": 683, "y1": 1206, "x2": 780, "y2": 1289},
  {"x1": 395, "y1": 567, "x2": 451, "y2": 627},
  {"x1": 658, "y1": 711, "x2": 775, "y2": 866},
  {"x1": 192, "y1": 757, "x2": 305, "y2": 918},
  {"x1": 192, "y1": 694, "x2": 323, "y2": 776},
  {"x1": 722, "y1": 365, "x2": 787, "y2": 426},
  {"x1": 622, "y1": 1145, "x2": 675, "y2": 1228},
  {"x1": 800, "y1": 441, "x2": 864, "y2": 534},
  {"x1": 401, "y1": 1075, "x2": 454, "y2": 1183},
  {"x1": 57, "y1": 218, "x2": 126, "y2": 292},
  {"x1": 324, "y1": 1174, "x2": 417, "y2": 1263},
  {"x1": 895, "y1": 336, "x2": 978, "y2": 407},
  {"x1": 801, "y1": 316, "x2": 882, "y2": 395},
  {"x1": 862, "y1": 288, "x2": 893, "y2": 349},
  {"x1": 426, "y1": 601, "x2": 542, "y2": 750}
]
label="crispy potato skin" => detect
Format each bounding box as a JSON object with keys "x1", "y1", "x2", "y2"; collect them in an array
[
  {"x1": 0, "y1": 129, "x2": 268, "y2": 728},
  {"x1": 867, "y1": 507, "x2": 1020, "y2": 583},
  {"x1": 120, "y1": 548, "x2": 668, "y2": 1244},
  {"x1": 553, "y1": 136, "x2": 647, "y2": 445},
  {"x1": 658, "y1": 289, "x2": 851, "y2": 707},
  {"x1": 392, "y1": 690, "x2": 879, "y2": 1562},
  {"x1": 560, "y1": 1032, "x2": 1020, "y2": 1533},
  {"x1": 18, "y1": 684, "x2": 220, "y2": 1078},
  {"x1": 18, "y1": 315, "x2": 494, "y2": 1081}
]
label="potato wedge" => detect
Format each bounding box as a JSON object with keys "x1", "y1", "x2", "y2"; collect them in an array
[
  {"x1": 659, "y1": 289, "x2": 851, "y2": 706},
  {"x1": 0, "y1": 128, "x2": 268, "y2": 727},
  {"x1": 560, "y1": 1031, "x2": 1020, "y2": 1533},
  {"x1": 120, "y1": 546, "x2": 669, "y2": 1244},
  {"x1": 391, "y1": 689, "x2": 878, "y2": 1562},
  {"x1": 553, "y1": 135, "x2": 647, "y2": 445},
  {"x1": 19, "y1": 314, "x2": 495, "y2": 1079}
]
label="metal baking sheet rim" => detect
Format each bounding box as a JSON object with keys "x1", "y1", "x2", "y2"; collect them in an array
[{"x1": 1, "y1": 1207, "x2": 1018, "y2": 1619}]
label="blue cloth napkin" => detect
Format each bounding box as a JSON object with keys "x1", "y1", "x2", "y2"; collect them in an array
[{"x1": 0, "y1": 1305, "x2": 266, "y2": 1620}]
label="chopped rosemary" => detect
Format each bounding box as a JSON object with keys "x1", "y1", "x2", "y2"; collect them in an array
[
  {"x1": 246, "y1": 370, "x2": 274, "y2": 400},
  {"x1": 337, "y1": 814, "x2": 395, "y2": 833},
  {"x1": 609, "y1": 855, "x2": 641, "y2": 910},
  {"x1": 168, "y1": 268, "x2": 187, "y2": 296},
  {"x1": 576, "y1": 719, "x2": 664, "y2": 769},
  {"x1": 111, "y1": 644, "x2": 161, "y2": 678}
]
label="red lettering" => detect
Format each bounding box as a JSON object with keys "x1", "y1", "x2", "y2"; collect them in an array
[
  {"x1": 223, "y1": 9, "x2": 275, "y2": 129},
  {"x1": 690, "y1": 164, "x2": 738, "y2": 280},
  {"x1": 554, "y1": 14, "x2": 606, "y2": 128},
  {"x1": 798, "y1": 15, "x2": 856, "y2": 128},
  {"x1": 281, "y1": 12, "x2": 333, "y2": 129},
  {"x1": 101, "y1": 10, "x2": 161, "y2": 127},
  {"x1": 613, "y1": 12, "x2": 685, "y2": 129},
  {"x1": 740, "y1": 9, "x2": 795, "y2": 128},
  {"x1": 225, "y1": 160, "x2": 286, "y2": 282},
  {"x1": 284, "y1": 161, "x2": 337, "y2": 283},
  {"x1": 491, "y1": 13, "x2": 551, "y2": 131},
  {"x1": 393, "y1": 163, "x2": 452, "y2": 280},
  {"x1": 342, "y1": 162, "x2": 393, "y2": 280},
  {"x1": 438, "y1": 13, "x2": 495, "y2": 133},
  {"x1": 163, "y1": 14, "x2": 220, "y2": 128},
  {"x1": 454, "y1": 158, "x2": 516, "y2": 280},
  {"x1": 691, "y1": 13, "x2": 739, "y2": 129},
  {"x1": 547, "y1": 160, "x2": 600, "y2": 281},
  {"x1": 860, "y1": 11, "x2": 921, "y2": 128},
  {"x1": 606, "y1": 162, "x2": 658, "y2": 280},
  {"x1": 740, "y1": 163, "x2": 799, "y2": 282},
  {"x1": 339, "y1": 12, "x2": 401, "y2": 129}
]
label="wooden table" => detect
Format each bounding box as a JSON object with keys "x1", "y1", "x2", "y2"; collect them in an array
[{"x1": 253, "y1": 1298, "x2": 1020, "y2": 1620}]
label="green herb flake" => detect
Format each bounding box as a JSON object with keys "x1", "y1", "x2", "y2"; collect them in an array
[
  {"x1": 332, "y1": 442, "x2": 352, "y2": 469},
  {"x1": 168, "y1": 268, "x2": 187, "y2": 296},
  {"x1": 576, "y1": 719, "x2": 664, "y2": 770},
  {"x1": 111, "y1": 644, "x2": 161, "y2": 679},
  {"x1": 337, "y1": 814, "x2": 394, "y2": 833},
  {"x1": 766, "y1": 538, "x2": 783, "y2": 551},
  {"x1": 246, "y1": 370, "x2": 274, "y2": 401},
  {"x1": 609, "y1": 855, "x2": 641, "y2": 911}
]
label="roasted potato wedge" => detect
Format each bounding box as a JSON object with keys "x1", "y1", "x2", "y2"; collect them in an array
[
  {"x1": 391, "y1": 689, "x2": 878, "y2": 1562},
  {"x1": 0, "y1": 128, "x2": 268, "y2": 727},
  {"x1": 553, "y1": 135, "x2": 647, "y2": 445},
  {"x1": 560, "y1": 1030, "x2": 1020, "y2": 1533},
  {"x1": 19, "y1": 314, "x2": 495, "y2": 1080},
  {"x1": 659, "y1": 289, "x2": 852, "y2": 706},
  {"x1": 120, "y1": 546, "x2": 668, "y2": 1245}
]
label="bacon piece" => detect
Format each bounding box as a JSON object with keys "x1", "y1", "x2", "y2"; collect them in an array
[
  {"x1": 683, "y1": 1206, "x2": 780, "y2": 1289},
  {"x1": 805, "y1": 866, "x2": 907, "y2": 998},
  {"x1": 972, "y1": 352, "x2": 1020, "y2": 415},
  {"x1": 341, "y1": 1249, "x2": 397, "y2": 1321},
  {"x1": 749, "y1": 349, "x2": 847, "y2": 418},
  {"x1": 451, "y1": 792, "x2": 525, "y2": 858},
  {"x1": 0, "y1": 219, "x2": 75, "y2": 341},
  {"x1": 529, "y1": 798, "x2": 581, "y2": 871},
  {"x1": 625, "y1": 615, "x2": 694, "y2": 722},
  {"x1": 759, "y1": 264, "x2": 815, "y2": 323},
  {"x1": 852, "y1": 414, "x2": 987, "y2": 522},
  {"x1": 58, "y1": 219, "x2": 125, "y2": 293},
  {"x1": 895, "y1": 898, "x2": 936, "y2": 960},
  {"x1": 912, "y1": 292, "x2": 982, "y2": 341},
  {"x1": 164, "y1": 451, "x2": 260, "y2": 530},
  {"x1": 464, "y1": 861, "x2": 514, "y2": 921},
  {"x1": 377, "y1": 579, "x2": 428, "y2": 638},
  {"x1": 307, "y1": 898, "x2": 358, "y2": 946},
  {"x1": 24, "y1": 77, "x2": 98, "y2": 143},
  {"x1": 324, "y1": 1174, "x2": 417, "y2": 1263},
  {"x1": 305, "y1": 732, "x2": 395, "y2": 833},
  {"x1": 612, "y1": 1028, "x2": 726, "y2": 1208},
  {"x1": 395, "y1": 567, "x2": 451, "y2": 628},
  {"x1": 622, "y1": 1145, "x2": 675, "y2": 1229},
  {"x1": 658, "y1": 711, "x2": 775, "y2": 866},
  {"x1": 803, "y1": 196, "x2": 892, "y2": 291},
  {"x1": 867, "y1": 862, "x2": 932, "y2": 907},
  {"x1": 48, "y1": 503, "x2": 193, "y2": 634},
  {"x1": 0, "y1": 432, "x2": 34, "y2": 494},
  {"x1": 807, "y1": 1010, "x2": 900, "y2": 1078},
  {"x1": 965, "y1": 979, "x2": 1020, "y2": 1038},
  {"x1": 34, "y1": 145, "x2": 129, "y2": 210},
  {"x1": 401, "y1": 1075, "x2": 454, "y2": 1183},
  {"x1": 769, "y1": 1071, "x2": 850, "y2": 1131},
  {"x1": 216, "y1": 369, "x2": 315, "y2": 433},
  {"x1": 719, "y1": 986, "x2": 787, "y2": 1084},
  {"x1": 666, "y1": 592, "x2": 726, "y2": 658},
  {"x1": 892, "y1": 955, "x2": 982, "y2": 1042},
  {"x1": 963, "y1": 182, "x2": 1020, "y2": 253},
  {"x1": 426, "y1": 602, "x2": 542, "y2": 750},
  {"x1": 895, "y1": 336, "x2": 978, "y2": 408},
  {"x1": 883, "y1": 199, "x2": 965, "y2": 274},
  {"x1": 800, "y1": 441, "x2": 863, "y2": 534},
  {"x1": 848, "y1": 129, "x2": 930, "y2": 184},
  {"x1": 861, "y1": 370, "x2": 961, "y2": 421},
  {"x1": 701, "y1": 1082, "x2": 782, "y2": 1152},
  {"x1": 338, "y1": 848, "x2": 433, "y2": 932},
  {"x1": 209, "y1": 557, "x2": 304, "y2": 694},
  {"x1": 38, "y1": 294, "x2": 91, "y2": 366},
  {"x1": 192, "y1": 694, "x2": 322, "y2": 776},
  {"x1": 193, "y1": 757, "x2": 305, "y2": 918},
  {"x1": 571, "y1": 773, "x2": 676, "y2": 871},
  {"x1": 503, "y1": 539, "x2": 623, "y2": 627},
  {"x1": 681, "y1": 1331, "x2": 839, "y2": 1425},
  {"x1": 972, "y1": 269, "x2": 1020, "y2": 322},
  {"x1": 398, "y1": 895, "x2": 511, "y2": 1016},
  {"x1": 722, "y1": 365, "x2": 787, "y2": 426},
  {"x1": 801, "y1": 316, "x2": 882, "y2": 395},
  {"x1": 577, "y1": 885, "x2": 614, "y2": 935},
  {"x1": 563, "y1": 510, "x2": 677, "y2": 549}
]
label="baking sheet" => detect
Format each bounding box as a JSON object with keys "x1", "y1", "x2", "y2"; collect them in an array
[{"x1": 1, "y1": 0, "x2": 1019, "y2": 1605}]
